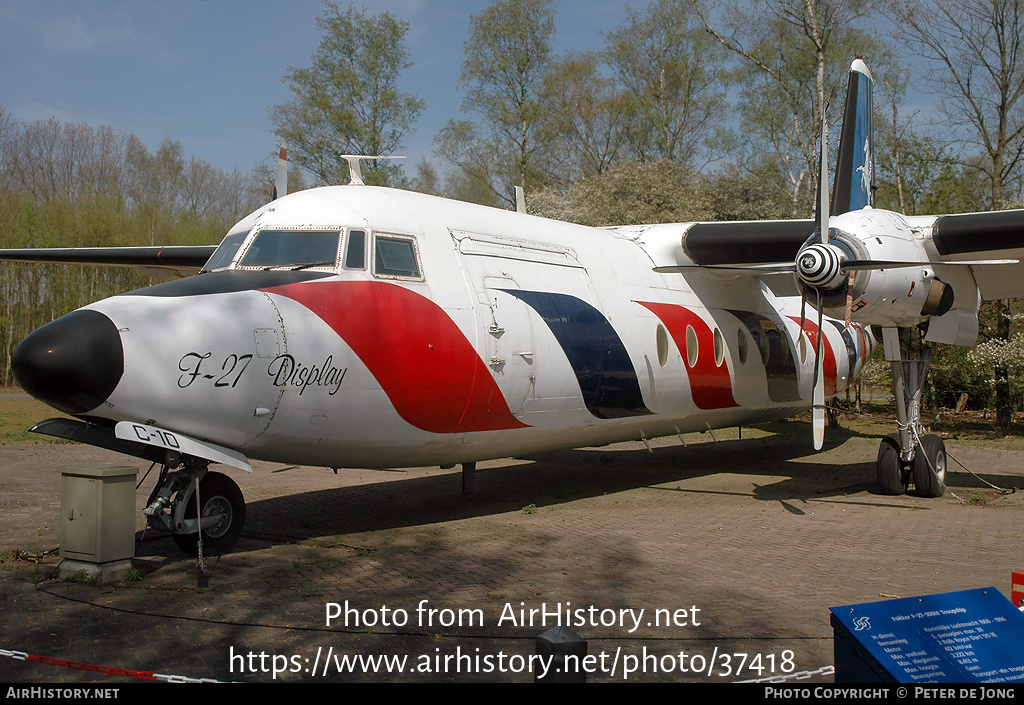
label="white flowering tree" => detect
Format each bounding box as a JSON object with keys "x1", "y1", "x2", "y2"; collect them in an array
[{"x1": 968, "y1": 305, "x2": 1024, "y2": 432}]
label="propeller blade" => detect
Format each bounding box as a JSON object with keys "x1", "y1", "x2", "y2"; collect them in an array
[
  {"x1": 842, "y1": 258, "x2": 1018, "y2": 270},
  {"x1": 812, "y1": 289, "x2": 826, "y2": 450},
  {"x1": 818, "y1": 105, "x2": 830, "y2": 245},
  {"x1": 653, "y1": 258, "x2": 1016, "y2": 276},
  {"x1": 652, "y1": 263, "x2": 796, "y2": 274},
  {"x1": 798, "y1": 283, "x2": 808, "y2": 360},
  {"x1": 844, "y1": 271, "x2": 855, "y2": 328}
]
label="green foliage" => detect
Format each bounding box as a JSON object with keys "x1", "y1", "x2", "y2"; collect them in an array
[
  {"x1": 537, "y1": 51, "x2": 630, "y2": 183},
  {"x1": 406, "y1": 157, "x2": 442, "y2": 196},
  {"x1": 529, "y1": 160, "x2": 710, "y2": 226},
  {"x1": 966, "y1": 301, "x2": 1024, "y2": 429},
  {"x1": 0, "y1": 112, "x2": 269, "y2": 385},
  {"x1": 704, "y1": 161, "x2": 792, "y2": 221},
  {"x1": 442, "y1": 169, "x2": 505, "y2": 209},
  {"x1": 270, "y1": 2, "x2": 424, "y2": 186},
  {"x1": 436, "y1": 0, "x2": 555, "y2": 207},
  {"x1": 931, "y1": 345, "x2": 994, "y2": 410},
  {"x1": 64, "y1": 570, "x2": 95, "y2": 585},
  {"x1": 529, "y1": 159, "x2": 791, "y2": 226},
  {"x1": 603, "y1": 0, "x2": 729, "y2": 165},
  {"x1": 696, "y1": 0, "x2": 892, "y2": 215}
]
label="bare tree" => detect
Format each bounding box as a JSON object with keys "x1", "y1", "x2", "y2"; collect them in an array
[
  {"x1": 604, "y1": 0, "x2": 730, "y2": 167},
  {"x1": 435, "y1": 0, "x2": 555, "y2": 207},
  {"x1": 692, "y1": 0, "x2": 887, "y2": 215},
  {"x1": 891, "y1": 0, "x2": 1024, "y2": 435},
  {"x1": 536, "y1": 51, "x2": 631, "y2": 184},
  {"x1": 891, "y1": 0, "x2": 1024, "y2": 210}
]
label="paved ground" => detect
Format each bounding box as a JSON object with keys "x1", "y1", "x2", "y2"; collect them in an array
[{"x1": 1, "y1": 421, "x2": 1023, "y2": 683}]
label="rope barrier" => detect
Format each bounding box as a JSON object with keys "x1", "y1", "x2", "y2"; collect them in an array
[{"x1": 0, "y1": 647, "x2": 229, "y2": 683}]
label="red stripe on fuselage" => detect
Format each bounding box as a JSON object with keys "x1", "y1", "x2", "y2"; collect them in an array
[
  {"x1": 264, "y1": 281, "x2": 528, "y2": 434},
  {"x1": 787, "y1": 317, "x2": 838, "y2": 395},
  {"x1": 637, "y1": 302, "x2": 738, "y2": 409}
]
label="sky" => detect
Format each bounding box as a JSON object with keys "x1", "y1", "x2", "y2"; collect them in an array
[{"x1": 0, "y1": 0, "x2": 652, "y2": 179}]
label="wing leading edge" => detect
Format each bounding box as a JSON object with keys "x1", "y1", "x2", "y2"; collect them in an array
[{"x1": 0, "y1": 245, "x2": 216, "y2": 278}]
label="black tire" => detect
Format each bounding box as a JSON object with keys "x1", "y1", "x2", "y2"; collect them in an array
[
  {"x1": 913, "y1": 434, "x2": 947, "y2": 498},
  {"x1": 172, "y1": 472, "x2": 245, "y2": 556},
  {"x1": 876, "y1": 433, "x2": 907, "y2": 495}
]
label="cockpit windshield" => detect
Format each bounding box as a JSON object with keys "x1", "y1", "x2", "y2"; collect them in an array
[
  {"x1": 236, "y1": 229, "x2": 341, "y2": 270},
  {"x1": 202, "y1": 230, "x2": 248, "y2": 272}
]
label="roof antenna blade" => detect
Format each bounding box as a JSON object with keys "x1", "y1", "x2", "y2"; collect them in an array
[
  {"x1": 340, "y1": 155, "x2": 406, "y2": 186},
  {"x1": 274, "y1": 142, "x2": 288, "y2": 200}
]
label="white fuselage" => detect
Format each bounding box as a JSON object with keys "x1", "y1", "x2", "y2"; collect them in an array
[{"x1": 78, "y1": 186, "x2": 873, "y2": 468}]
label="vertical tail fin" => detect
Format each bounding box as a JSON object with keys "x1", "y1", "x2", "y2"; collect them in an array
[{"x1": 831, "y1": 57, "x2": 874, "y2": 215}]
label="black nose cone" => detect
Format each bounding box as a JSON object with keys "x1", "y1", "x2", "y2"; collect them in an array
[{"x1": 12, "y1": 309, "x2": 124, "y2": 415}]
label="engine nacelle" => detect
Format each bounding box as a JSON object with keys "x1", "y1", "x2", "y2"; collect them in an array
[{"x1": 820, "y1": 209, "x2": 963, "y2": 330}]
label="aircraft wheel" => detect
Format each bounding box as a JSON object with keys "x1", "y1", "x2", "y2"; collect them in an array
[
  {"x1": 173, "y1": 472, "x2": 246, "y2": 556},
  {"x1": 913, "y1": 434, "x2": 947, "y2": 498},
  {"x1": 876, "y1": 434, "x2": 907, "y2": 495}
]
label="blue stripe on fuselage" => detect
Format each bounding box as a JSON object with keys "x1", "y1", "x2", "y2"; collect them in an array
[{"x1": 501, "y1": 289, "x2": 652, "y2": 419}]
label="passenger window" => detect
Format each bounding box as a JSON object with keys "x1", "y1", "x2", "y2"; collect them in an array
[
  {"x1": 374, "y1": 234, "x2": 421, "y2": 279},
  {"x1": 737, "y1": 329, "x2": 748, "y2": 365},
  {"x1": 713, "y1": 328, "x2": 725, "y2": 366},
  {"x1": 685, "y1": 325, "x2": 698, "y2": 367},
  {"x1": 345, "y1": 230, "x2": 366, "y2": 269},
  {"x1": 656, "y1": 325, "x2": 670, "y2": 367}
]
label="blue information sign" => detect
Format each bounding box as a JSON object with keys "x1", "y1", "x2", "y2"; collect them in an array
[{"x1": 831, "y1": 588, "x2": 1024, "y2": 682}]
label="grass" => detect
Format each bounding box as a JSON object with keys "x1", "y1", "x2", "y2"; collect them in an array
[
  {"x1": 64, "y1": 569, "x2": 95, "y2": 585},
  {"x1": 0, "y1": 391, "x2": 72, "y2": 444}
]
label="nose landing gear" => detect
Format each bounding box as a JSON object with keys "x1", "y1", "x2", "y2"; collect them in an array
[{"x1": 144, "y1": 456, "x2": 246, "y2": 556}]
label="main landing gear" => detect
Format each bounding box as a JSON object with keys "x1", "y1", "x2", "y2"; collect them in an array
[
  {"x1": 143, "y1": 455, "x2": 246, "y2": 555},
  {"x1": 876, "y1": 328, "x2": 947, "y2": 498}
]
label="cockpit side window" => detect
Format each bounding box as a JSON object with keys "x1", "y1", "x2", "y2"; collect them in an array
[
  {"x1": 344, "y1": 229, "x2": 366, "y2": 270},
  {"x1": 237, "y1": 229, "x2": 341, "y2": 270},
  {"x1": 373, "y1": 233, "x2": 422, "y2": 280},
  {"x1": 202, "y1": 230, "x2": 248, "y2": 272}
]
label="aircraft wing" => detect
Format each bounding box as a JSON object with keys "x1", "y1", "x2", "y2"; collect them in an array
[
  {"x1": 931, "y1": 209, "x2": 1024, "y2": 300},
  {"x1": 0, "y1": 245, "x2": 216, "y2": 278},
  {"x1": 671, "y1": 209, "x2": 1024, "y2": 300},
  {"x1": 680, "y1": 219, "x2": 815, "y2": 265}
]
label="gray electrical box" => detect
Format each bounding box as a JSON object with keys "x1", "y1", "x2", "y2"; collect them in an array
[{"x1": 60, "y1": 463, "x2": 138, "y2": 564}]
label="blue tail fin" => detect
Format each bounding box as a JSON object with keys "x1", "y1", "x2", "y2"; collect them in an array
[{"x1": 831, "y1": 57, "x2": 874, "y2": 215}]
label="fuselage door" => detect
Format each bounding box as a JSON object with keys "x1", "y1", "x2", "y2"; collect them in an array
[{"x1": 475, "y1": 275, "x2": 536, "y2": 417}]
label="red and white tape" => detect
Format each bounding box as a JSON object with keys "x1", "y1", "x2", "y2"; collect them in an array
[{"x1": 1, "y1": 648, "x2": 228, "y2": 683}]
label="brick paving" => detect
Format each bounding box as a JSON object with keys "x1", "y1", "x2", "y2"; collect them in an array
[{"x1": 1, "y1": 426, "x2": 1022, "y2": 682}]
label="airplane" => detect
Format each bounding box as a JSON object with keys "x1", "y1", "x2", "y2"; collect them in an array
[{"x1": 3, "y1": 58, "x2": 1024, "y2": 557}]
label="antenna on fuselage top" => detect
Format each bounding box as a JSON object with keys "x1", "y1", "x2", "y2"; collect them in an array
[
  {"x1": 515, "y1": 185, "x2": 526, "y2": 213},
  {"x1": 273, "y1": 142, "x2": 288, "y2": 199},
  {"x1": 340, "y1": 155, "x2": 406, "y2": 185}
]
